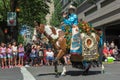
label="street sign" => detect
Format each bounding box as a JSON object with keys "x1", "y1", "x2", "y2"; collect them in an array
[{"x1": 7, "y1": 12, "x2": 16, "y2": 26}]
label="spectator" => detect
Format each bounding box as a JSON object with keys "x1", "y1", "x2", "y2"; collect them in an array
[
  {"x1": 12, "y1": 42, "x2": 18, "y2": 66},
  {"x1": 63, "y1": 54, "x2": 71, "y2": 65},
  {"x1": 36, "y1": 45, "x2": 44, "y2": 66},
  {"x1": 103, "y1": 44, "x2": 111, "y2": 61},
  {"x1": 112, "y1": 46, "x2": 119, "y2": 59},
  {"x1": 110, "y1": 41, "x2": 115, "y2": 49},
  {"x1": 0, "y1": 42, "x2": 7, "y2": 69},
  {"x1": 7, "y1": 43, "x2": 13, "y2": 68},
  {"x1": 46, "y1": 48, "x2": 54, "y2": 65},
  {"x1": 18, "y1": 43, "x2": 25, "y2": 66},
  {"x1": 24, "y1": 43, "x2": 31, "y2": 66},
  {"x1": 30, "y1": 45, "x2": 37, "y2": 66}
]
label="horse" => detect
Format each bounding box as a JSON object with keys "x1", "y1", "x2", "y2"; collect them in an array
[
  {"x1": 37, "y1": 23, "x2": 103, "y2": 77},
  {"x1": 37, "y1": 24, "x2": 67, "y2": 76}
]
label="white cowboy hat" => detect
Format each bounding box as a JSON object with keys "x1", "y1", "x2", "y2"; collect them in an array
[{"x1": 68, "y1": 5, "x2": 76, "y2": 10}]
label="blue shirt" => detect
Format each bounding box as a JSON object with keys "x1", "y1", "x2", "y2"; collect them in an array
[{"x1": 63, "y1": 13, "x2": 78, "y2": 26}]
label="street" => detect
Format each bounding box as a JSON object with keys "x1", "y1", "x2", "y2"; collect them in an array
[{"x1": 0, "y1": 62, "x2": 120, "y2": 80}]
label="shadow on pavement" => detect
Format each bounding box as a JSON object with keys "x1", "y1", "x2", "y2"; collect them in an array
[
  {"x1": 66, "y1": 70, "x2": 101, "y2": 76},
  {"x1": 37, "y1": 70, "x2": 101, "y2": 77},
  {"x1": 37, "y1": 72, "x2": 58, "y2": 76}
]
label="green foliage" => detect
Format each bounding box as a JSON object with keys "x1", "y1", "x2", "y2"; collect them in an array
[
  {"x1": 0, "y1": 0, "x2": 10, "y2": 21},
  {"x1": 0, "y1": 0, "x2": 50, "y2": 26},
  {"x1": 0, "y1": 0, "x2": 50, "y2": 42},
  {"x1": 0, "y1": 28, "x2": 4, "y2": 43},
  {"x1": 17, "y1": 34, "x2": 24, "y2": 44},
  {"x1": 50, "y1": 0, "x2": 62, "y2": 27},
  {"x1": 19, "y1": 0, "x2": 50, "y2": 26}
]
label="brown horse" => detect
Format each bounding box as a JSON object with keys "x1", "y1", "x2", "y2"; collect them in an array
[
  {"x1": 37, "y1": 24, "x2": 68, "y2": 76},
  {"x1": 37, "y1": 24, "x2": 67, "y2": 60}
]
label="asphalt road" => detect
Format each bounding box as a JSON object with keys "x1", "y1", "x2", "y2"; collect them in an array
[
  {"x1": 27, "y1": 62, "x2": 120, "y2": 80},
  {"x1": 0, "y1": 62, "x2": 120, "y2": 80},
  {"x1": 0, "y1": 67, "x2": 23, "y2": 80}
]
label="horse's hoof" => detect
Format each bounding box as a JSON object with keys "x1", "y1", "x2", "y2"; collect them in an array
[
  {"x1": 55, "y1": 74, "x2": 59, "y2": 78},
  {"x1": 55, "y1": 73, "x2": 59, "y2": 78},
  {"x1": 82, "y1": 71, "x2": 88, "y2": 75},
  {"x1": 61, "y1": 73, "x2": 66, "y2": 76}
]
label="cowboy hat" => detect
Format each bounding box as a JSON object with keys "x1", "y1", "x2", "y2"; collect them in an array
[{"x1": 68, "y1": 5, "x2": 76, "y2": 10}]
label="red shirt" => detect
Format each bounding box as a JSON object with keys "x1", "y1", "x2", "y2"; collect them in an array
[
  {"x1": 109, "y1": 49, "x2": 113, "y2": 55},
  {"x1": 103, "y1": 47, "x2": 109, "y2": 55}
]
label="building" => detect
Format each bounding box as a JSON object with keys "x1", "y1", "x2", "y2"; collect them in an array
[{"x1": 61, "y1": 0, "x2": 120, "y2": 48}]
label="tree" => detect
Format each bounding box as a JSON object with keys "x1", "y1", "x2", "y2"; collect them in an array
[
  {"x1": 0, "y1": 0, "x2": 50, "y2": 42},
  {"x1": 0, "y1": 0, "x2": 50, "y2": 26},
  {"x1": 18, "y1": 0, "x2": 50, "y2": 26},
  {"x1": 50, "y1": 0, "x2": 62, "y2": 27}
]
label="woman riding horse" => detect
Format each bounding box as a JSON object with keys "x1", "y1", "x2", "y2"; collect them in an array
[{"x1": 61, "y1": 5, "x2": 90, "y2": 72}]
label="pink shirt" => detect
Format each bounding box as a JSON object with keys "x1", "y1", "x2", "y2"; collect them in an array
[
  {"x1": 18, "y1": 47, "x2": 24, "y2": 53},
  {"x1": 0, "y1": 47, "x2": 6, "y2": 53},
  {"x1": 7, "y1": 48, "x2": 12, "y2": 53}
]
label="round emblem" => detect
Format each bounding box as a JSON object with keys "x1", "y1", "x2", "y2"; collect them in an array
[{"x1": 85, "y1": 37, "x2": 94, "y2": 48}]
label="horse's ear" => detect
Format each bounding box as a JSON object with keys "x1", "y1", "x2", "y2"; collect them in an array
[
  {"x1": 39, "y1": 24, "x2": 45, "y2": 33},
  {"x1": 39, "y1": 24, "x2": 44, "y2": 28},
  {"x1": 50, "y1": 27, "x2": 57, "y2": 35}
]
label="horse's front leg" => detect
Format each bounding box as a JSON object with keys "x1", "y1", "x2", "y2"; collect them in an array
[
  {"x1": 60, "y1": 57, "x2": 67, "y2": 76},
  {"x1": 54, "y1": 50, "x2": 67, "y2": 76},
  {"x1": 61, "y1": 65, "x2": 67, "y2": 76},
  {"x1": 54, "y1": 60, "x2": 59, "y2": 77}
]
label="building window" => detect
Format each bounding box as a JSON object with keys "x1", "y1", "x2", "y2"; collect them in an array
[
  {"x1": 84, "y1": 6, "x2": 97, "y2": 16},
  {"x1": 62, "y1": 0, "x2": 68, "y2": 6},
  {"x1": 101, "y1": 0, "x2": 115, "y2": 8},
  {"x1": 65, "y1": 0, "x2": 68, "y2": 3}
]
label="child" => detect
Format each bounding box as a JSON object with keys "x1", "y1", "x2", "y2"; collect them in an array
[
  {"x1": 7, "y1": 43, "x2": 13, "y2": 68},
  {"x1": 0, "y1": 42, "x2": 7, "y2": 69},
  {"x1": 12, "y1": 42, "x2": 18, "y2": 66},
  {"x1": 18, "y1": 43, "x2": 25, "y2": 66},
  {"x1": 30, "y1": 46, "x2": 37, "y2": 66}
]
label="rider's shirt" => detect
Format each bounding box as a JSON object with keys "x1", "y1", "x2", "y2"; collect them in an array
[{"x1": 63, "y1": 13, "x2": 78, "y2": 26}]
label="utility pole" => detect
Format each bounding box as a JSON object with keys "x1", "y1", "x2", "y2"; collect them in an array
[{"x1": 9, "y1": 0, "x2": 19, "y2": 41}]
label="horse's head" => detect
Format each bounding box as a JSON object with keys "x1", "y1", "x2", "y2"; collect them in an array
[
  {"x1": 37, "y1": 24, "x2": 57, "y2": 35},
  {"x1": 37, "y1": 24, "x2": 45, "y2": 34},
  {"x1": 50, "y1": 27, "x2": 57, "y2": 35}
]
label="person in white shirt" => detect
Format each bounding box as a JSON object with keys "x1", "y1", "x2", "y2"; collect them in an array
[
  {"x1": 110, "y1": 41, "x2": 115, "y2": 49},
  {"x1": 46, "y1": 48, "x2": 54, "y2": 65},
  {"x1": 12, "y1": 42, "x2": 18, "y2": 66}
]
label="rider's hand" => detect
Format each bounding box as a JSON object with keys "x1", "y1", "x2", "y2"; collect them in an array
[{"x1": 63, "y1": 14, "x2": 67, "y2": 18}]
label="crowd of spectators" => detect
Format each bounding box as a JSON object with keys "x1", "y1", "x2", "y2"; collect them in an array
[
  {"x1": 102, "y1": 41, "x2": 120, "y2": 61},
  {"x1": 0, "y1": 41, "x2": 71, "y2": 69}
]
